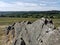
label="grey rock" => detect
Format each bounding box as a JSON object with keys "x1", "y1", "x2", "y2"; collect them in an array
[{"x1": 4, "y1": 18, "x2": 60, "y2": 45}]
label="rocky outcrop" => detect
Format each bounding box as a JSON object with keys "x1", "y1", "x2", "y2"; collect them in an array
[{"x1": 3, "y1": 18, "x2": 60, "y2": 45}]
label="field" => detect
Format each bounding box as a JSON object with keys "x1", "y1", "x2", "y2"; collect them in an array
[
  {"x1": 53, "y1": 19, "x2": 60, "y2": 27},
  {"x1": 0, "y1": 17, "x2": 60, "y2": 45},
  {"x1": 0, "y1": 17, "x2": 60, "y2": 26},
  {"x1": 0, "y1": 17, "x2": 38, "y2": 25}
]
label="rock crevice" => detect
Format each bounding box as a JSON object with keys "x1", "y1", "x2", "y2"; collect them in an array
[{"x1": 3, "y1": 18, "x2": 60, "y2": 45}]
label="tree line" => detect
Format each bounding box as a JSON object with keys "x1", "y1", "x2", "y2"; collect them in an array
[{"x1": 0, "y1": 11, "x2": 60, "y2": 18}]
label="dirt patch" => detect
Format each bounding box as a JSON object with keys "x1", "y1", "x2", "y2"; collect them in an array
[
  {"x1": 0, "y1": 25, "x2": 8, "y2": 28},
  {"x1": 0, "y1": 25, "x2": 8, "y2": 45}
]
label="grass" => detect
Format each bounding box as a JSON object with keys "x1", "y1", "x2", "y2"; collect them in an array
[
  {"x1": 0, "y1": 17, "x2": 60, "y2": 27},
  {"x1": 0, "y1": 17, "x2": 38, "y2": 25},
  {"x1": 53, "y1": 19, "x2": 60, "y2": 27},
  {"x1": 0, "y1": 27, "x2": 5, "y2": 45}
]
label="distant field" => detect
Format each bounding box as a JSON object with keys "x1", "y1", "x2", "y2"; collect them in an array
[
  {"x1": 0, "y1": 17, "x2": 38, "y2": 25},
  {"x1": 0, "y1": 17, "x2": 60, "y2": 27},
  {"x1": 52, "y1": 19, "x2": 60, "y2": 27}
]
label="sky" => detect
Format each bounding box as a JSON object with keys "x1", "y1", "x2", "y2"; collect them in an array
[{"x1": 0, "y1": 0, "x2": 60, "y2": 11}]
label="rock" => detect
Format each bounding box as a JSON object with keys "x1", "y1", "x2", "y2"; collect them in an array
[{"x1": 3, "y1": 18, "x2": 60, "y2": 45}]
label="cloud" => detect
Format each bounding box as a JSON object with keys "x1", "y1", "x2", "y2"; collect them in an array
[
  {"x1": 39, "y1": 3, "x2": 47, "y2": 6},
  {"x1": 0, "y1": 1, "x2": 60, "y2": 11},
  {"x1": 14, "y1": 2, "x2": 38, "y2": 7},
  {"x1": 0, "y1": 1, "x2": 38, "y2": 7},
  {"x1": 0, "y1": 1, "x2": 40, "y2": 11}
]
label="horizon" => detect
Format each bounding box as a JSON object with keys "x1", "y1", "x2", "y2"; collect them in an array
[
  {"x1": 0, "y1": 10, "x2": 60, "y2": 12},
  {"x1": 0, "y1": 0, "x2": 60, "y2": 11}
]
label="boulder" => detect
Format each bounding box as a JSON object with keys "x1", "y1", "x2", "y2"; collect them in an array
[{"x1": 3, "y1": 18, "x2": 60, "y2": 45}]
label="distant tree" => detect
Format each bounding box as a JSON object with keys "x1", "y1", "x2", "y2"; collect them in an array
[
  {"x1": 50, "y1": 16, "x2": 54, "y2": 18},
  {"x1": 0, "y1": 15, "x2": 6, "y2": 17}
]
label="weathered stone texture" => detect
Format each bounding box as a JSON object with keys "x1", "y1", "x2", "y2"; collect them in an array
[{"x1": 3, "y1": 18, "x2": 60, "y2": 45}]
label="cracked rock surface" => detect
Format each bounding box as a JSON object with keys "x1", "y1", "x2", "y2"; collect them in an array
[{"x1": 3, "y1": 18, "x2": 60, "y2": 45}]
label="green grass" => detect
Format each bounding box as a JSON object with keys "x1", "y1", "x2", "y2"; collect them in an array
[
  {"x1": 53, "y1": 19, "x2": 60, "y2": 27},
  {"x1": 0, "y1": 17, "x2": 60, "y2": 27},
  {"x1": 0, "y1": 17, "x2": 38, "y2": 25}
]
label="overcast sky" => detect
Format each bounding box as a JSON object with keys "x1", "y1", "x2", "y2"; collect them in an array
[{"x1": 0, "y1": 0, "x2": 60, "y2": 11}]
